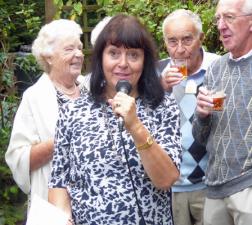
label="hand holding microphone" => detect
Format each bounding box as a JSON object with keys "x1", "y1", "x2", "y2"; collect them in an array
[{"x1": 109, "y1": 80, "x2": 133, "y2": 131}]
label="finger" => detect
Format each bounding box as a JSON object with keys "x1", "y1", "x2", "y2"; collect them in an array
[
  {"x1": 199, "y1": 86, "x2": 210, "y2": 95},
  {"x1": 164, "y1": 71, "x2": 183, "y2": 78},
  {"x1": 196, "y1": 105, "x2": 212, "y2": 118},
  {"x1": 162, "y1": 67, "x2": 179, "y2": 76}
]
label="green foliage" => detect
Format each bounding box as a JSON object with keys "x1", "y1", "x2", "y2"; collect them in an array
[
  {"x1": 53, "y1": 0, "x2": 84, "y2": 22},
  {"x1": 0, "y1": 1, "x2": 44, "y2": 224},
  {"x1": 51, "y1": 0, "x2": 224, "y2": 58},
  {"x1": 0, "y1": 0, "x2": 44, "y2": 52},
  {"x1": 52, "y1": 0, "x2": 101, "y2": 29},
  {"x1": 96, "y1": 0, "x2": 223, "y2": 58},
  {"x1": 0, "y1": 51, "x2": 26, "y2": 225}
]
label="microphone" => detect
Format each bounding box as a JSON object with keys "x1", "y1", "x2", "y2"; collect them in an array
[{"x1": 115, "y1": 80, "x2": 132, "y2": 131}]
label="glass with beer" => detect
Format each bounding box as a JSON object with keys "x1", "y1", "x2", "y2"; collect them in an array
[
  {"x1": 170, "y1": 58, "x2": 188, "y2": 79},
  {"x1": 211, "y1": 90, "x2": 226, "y2": 111}
]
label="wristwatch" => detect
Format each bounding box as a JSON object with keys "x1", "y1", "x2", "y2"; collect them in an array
[{"x1": 137, "y1": 135, "x2": 154, "y2": 151}]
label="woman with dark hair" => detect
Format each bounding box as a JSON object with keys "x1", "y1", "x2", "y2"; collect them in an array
[
  {"x1": 49, "y1": 14, "x2": 182, "y2": 225},
  {"x1": 90, "y1": 14, "x2": 164, "y2": 108}
]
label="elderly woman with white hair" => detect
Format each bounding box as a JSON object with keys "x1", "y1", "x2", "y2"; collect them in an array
[{"x1": 5, "y1": 19, "x2": 86, "y2": 210}]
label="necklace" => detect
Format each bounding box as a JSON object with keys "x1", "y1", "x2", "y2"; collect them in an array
[{"x1": 54, "y1": 83, "x2": 78, "y2": 96}]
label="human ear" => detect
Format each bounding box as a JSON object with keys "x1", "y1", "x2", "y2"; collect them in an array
[
  {"x1": 44, "y1": 55, "x2": 53, "y2": 66},
  {"x1": 199, "y1": 32, "x2": 205, "y2": 43},
  {"x1": 249, "y1": 20, "x2": 252, "y2": 32}
]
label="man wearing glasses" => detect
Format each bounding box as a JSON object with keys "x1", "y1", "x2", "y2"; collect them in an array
[
  {"x1": 158, "y1": 9, "x2": 219, "y2": 225},
  {"x1": 193, "y1": 0, "x2": 252, "y2": 224}
]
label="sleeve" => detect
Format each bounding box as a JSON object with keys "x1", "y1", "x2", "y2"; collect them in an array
[
  {"x1": 192, "y1": 112, "x2": 212, "y2": 146},
  {"x1": 5, "y1": 93, "x2": 41, "y2": 194},
  {"x1": 48, "y1": 104, "x2": 71, "y2": 188},
  {"x1": 156, "y1": 94, "x2": 182, "y2": 170},
  {"x1": 192, "y1": 65, "x2": 213, "y2": 146}
]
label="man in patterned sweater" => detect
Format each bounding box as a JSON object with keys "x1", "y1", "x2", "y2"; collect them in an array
[
  {"x1": 158, "y1": 9, "x2": 219, "y2": 225},
  {"x1": 192, "y1": 0, "x2": 252, "y2": 224}
]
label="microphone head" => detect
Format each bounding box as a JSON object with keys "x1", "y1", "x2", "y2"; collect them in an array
[{"x1": 115, "y1": 80, "x2": 132, "y2": 94}]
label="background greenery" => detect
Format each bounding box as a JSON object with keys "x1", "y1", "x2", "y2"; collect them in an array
[
  {"x1": 0, "y1": 0, "x2": 222, "y2": 224},
  {"x1": 96, "y1": 0, "x2": 224, "y2": 58}
]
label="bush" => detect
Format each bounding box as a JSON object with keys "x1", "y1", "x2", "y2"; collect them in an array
[
  {"x1": 0, "y1": 51, "x2": 26, "y2": 225},
  {"x1": 0, "y1": 1, "x2": 44, "y2": 224},
  {"x1": 96, "y1": 0, "x2": 224, "y2": 57}
]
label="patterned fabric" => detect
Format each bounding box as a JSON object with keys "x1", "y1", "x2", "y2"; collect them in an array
[
  {"x1": 158, "y1": 51, "x2": 219, "y2": 192},
  {"x1": 49, "y1": 92, "x2": 182, "y2": 225},
  {"x1": 192, "y1": 53, "x2": 252, "y2": 198}
]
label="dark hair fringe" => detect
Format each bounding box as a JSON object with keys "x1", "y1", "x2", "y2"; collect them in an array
[{"x1": 90, "y1": 14, "x2": 164, "y2": 108}]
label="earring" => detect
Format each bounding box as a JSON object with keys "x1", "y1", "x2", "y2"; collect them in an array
[{"x1": 101, "y1": 79, "x2": 106, "y2": 88}]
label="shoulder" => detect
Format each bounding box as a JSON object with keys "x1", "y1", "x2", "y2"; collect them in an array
[
  {"x1": 204, "y1": 51, "x2": 221, "y2": 61},
  {"x1": 20, "y1": 73, "x2": 57, "y2": 113},
  {"x1": 208, "y1": 53, "x2": 230, "y2": 69},
  {"x1": 23, "y1": 73, "x2": 54, "y2": 97},
  {"x1": 202, "y1": 51, "x2": 221, "y2": 70}
]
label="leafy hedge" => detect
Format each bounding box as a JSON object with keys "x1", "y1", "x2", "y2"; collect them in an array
[
  {"x1": 96, "y1": 0, "x2": 225, "y2": 57},
  {"x1": 0, "y1": 1, "x2": 44, "y2": 224}
]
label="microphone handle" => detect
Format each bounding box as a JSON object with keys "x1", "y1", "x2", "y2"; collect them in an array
[{"x1": 118, "y1": 116, "x2": 124, "y2": 131}]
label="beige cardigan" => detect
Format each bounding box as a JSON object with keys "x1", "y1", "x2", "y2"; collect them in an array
[{"x1": 5, "y1": 73, "x2": 87, "y2": 208}]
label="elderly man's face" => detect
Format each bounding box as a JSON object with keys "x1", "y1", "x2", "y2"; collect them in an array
[
  {"x1": 215, "y1": 0, "x2": 252, "y2": 58},
  {"x1": 49, "y1": 36, "x2": 84, "y2": 81},
  {"x1": 164, "y1": 16, "x2": 203, "y2": 75}
]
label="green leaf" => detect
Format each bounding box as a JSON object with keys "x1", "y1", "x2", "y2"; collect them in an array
[{"x1": 73, "y1": 2, "x2": 83, "y2": 16}]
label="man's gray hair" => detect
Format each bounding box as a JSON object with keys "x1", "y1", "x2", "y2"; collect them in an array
[
  {"x1": 32, "y1": 19, "x2": 82, "y2": 73},
  {"x1": 162, "y1": 9, "x2": 203, "y2": 37},
  {"x1": 218, "y1": 0, "x2": 252, "y2": 14}
]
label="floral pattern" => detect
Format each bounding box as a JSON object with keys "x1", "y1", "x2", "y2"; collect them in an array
[{"x1": 49, "y1": 92, "x2": 181, "y2": 225}]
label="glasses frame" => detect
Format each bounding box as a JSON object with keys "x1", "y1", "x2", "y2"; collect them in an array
[
  {"x1": 165, "y1": 34, "x2": 199, "y2": 48},
  {"x1": 214, "y1": 13, "x2": 252, "y2": 25}
]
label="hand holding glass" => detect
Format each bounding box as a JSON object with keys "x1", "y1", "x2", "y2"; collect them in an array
[{"x1": 170, "y1": 59, "x2": 188, "y2": 79}]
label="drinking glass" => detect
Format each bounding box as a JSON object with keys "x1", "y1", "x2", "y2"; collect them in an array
[
  {"x1": 210, "y1": 89, "x2": 226, "y2": 111},
  {"x1": 170, "y1": 58, "x2": 188, "y2": 79}
]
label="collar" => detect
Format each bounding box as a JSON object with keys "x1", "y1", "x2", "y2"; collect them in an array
[
  {"x1": 191, "y1": 48, "x2": 212, "y2": 75},
  {"x1": 229, "y1": 49, "x2": 252, "y2": 62}
]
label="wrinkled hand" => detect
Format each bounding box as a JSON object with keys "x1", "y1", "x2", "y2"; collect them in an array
[
  {"x1": 108, "y1": 92, "x2": 138, "y2": 130},
  {"x1": 161, "y1": 66, "x2": 183, "y2": 91},
  {"x1": 196, "y1": 86, "x2": 214, "y2": 118}
]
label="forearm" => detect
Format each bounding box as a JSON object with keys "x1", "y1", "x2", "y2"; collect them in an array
[
  {"x1": 30, "y1": 139, "x2": 54, "y2": 171},
  {"x1": 128, "y1": 119, "x2": 179, "y2": 190},
  {"x1": 48, "y1": 188, "x2": 72, "y2": 217}
]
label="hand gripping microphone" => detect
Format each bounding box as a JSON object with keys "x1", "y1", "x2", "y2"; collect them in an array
[{"x1": 115, "y1": 80, "x2": 132, "y2": 131}]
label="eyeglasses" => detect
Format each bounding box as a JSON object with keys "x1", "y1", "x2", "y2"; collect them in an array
[
  {"x1": 166, "y1": 35, "x2": 195, "y2": 48},
  {"x1": 214, "y1": 13, "x2": 252, "y2": 25}
]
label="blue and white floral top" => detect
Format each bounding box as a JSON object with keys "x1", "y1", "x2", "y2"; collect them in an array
[{"x1": 49, "y1": 92, "x2": 181, "y2": 225}]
